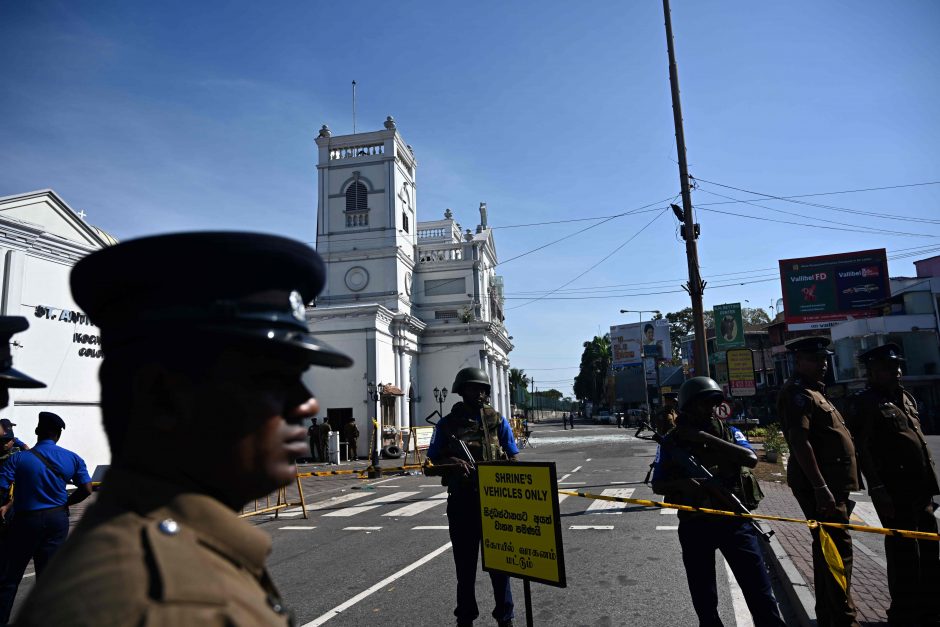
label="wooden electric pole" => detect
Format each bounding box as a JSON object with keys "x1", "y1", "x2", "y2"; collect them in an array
[{"x1": 663, "y1": 0, "x2": 709, "y2": 376}]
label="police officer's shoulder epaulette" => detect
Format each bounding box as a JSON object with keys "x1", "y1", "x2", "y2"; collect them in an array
[{"x1": 143, "y1": 516, "x2": 228, "y2": 606}]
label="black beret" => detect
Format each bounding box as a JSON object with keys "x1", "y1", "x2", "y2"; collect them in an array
[
  {"x1": 0, "y1": 316, "x2": 46, "y2": 389},
  {"x1": 785, "y1": 336, "x2": 833, "y2": 355},
  {"x1": 858, "y1": 342, "x2": 905, "y2": 363},
  {"x1": 38, "y1": 411, "x2": 66, "y2": 431},
  {"x1": 70, "y1": 232, "x2": 353, "y2": 368}
]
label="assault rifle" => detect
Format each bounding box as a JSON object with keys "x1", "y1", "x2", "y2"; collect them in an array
[{"x1": 635, "y1": 421, "x2": 773, "y2": 542}]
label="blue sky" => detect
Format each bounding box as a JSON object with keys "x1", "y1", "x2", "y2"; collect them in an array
[{"x1": 2, "y1": 1, "x2": 939, "y2": 396}]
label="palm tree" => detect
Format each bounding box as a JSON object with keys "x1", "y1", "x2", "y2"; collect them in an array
[{"x1": 509, "y1": 368, "x2": 529, "y2": 401}]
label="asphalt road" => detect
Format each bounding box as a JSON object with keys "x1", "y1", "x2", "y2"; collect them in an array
[
  {"x1": 22, "y1": 418, "x2": 893, "y2": 625},
  {"x1": 261, "y1": 419, "x2": 776, "y2": 627}
]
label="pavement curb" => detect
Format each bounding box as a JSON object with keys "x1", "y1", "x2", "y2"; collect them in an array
[{"x1": 763, "y1": 530, "x2": 816, "y2": 627}]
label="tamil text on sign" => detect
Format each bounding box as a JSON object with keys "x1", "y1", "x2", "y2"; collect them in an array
[{"x1": 477, "y1": 461, "x2": 566, "y2": 587}]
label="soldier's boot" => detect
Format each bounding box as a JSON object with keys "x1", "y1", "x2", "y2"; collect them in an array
[{"x1": 497, "y1": 621, "x2": 514, "y2": 627}]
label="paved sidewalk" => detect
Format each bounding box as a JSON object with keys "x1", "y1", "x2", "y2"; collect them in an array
[{"x1": 760, "y1": 480, "x2": 891, "y2": 626}]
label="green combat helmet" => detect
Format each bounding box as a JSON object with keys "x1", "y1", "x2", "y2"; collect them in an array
[
  {"x1": 678, "y1": 376, "x2": 724, "y2": 411},
  {"x1": 451, "y1": 367, "x2": 491, "y2": 395}
]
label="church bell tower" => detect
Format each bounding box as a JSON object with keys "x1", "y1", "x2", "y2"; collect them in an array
[{"x1": 314, "y1": 117, "x2": 417, "y2": 312}]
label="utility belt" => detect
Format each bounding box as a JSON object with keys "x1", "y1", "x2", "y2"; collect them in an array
[{"x1": 16, "y1": 504, "x2": 68, "y2": 518}]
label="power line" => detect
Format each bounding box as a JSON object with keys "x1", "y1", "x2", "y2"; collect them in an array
[
  {"x1": 697, "y1": 203, "x2": 940, "y2": 238},
  {"x1": 695, "y1": 186, "x2": 940, "y2": 238},
  {"x1": 692, "y1": 176, "x2": 940, "y2": 225},
  {"x1": 506, "y1": 206, "x2": 673, "y2": 310}
]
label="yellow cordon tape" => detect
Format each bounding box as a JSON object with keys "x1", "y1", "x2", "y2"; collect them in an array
[
  {"x1": 556, "y1": 490, "x2": 940, "y2": 542},
  {"x1": 297, "y1": 464, "x2": 424, "y2": 479}
]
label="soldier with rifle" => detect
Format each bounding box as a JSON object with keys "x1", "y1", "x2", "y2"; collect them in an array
[
  {"x1": 426, "y1": 367, "x2": 519, "y2": 627},
  {"x1": 651, "y1": 376, "x2": 785, "y2": 627}
]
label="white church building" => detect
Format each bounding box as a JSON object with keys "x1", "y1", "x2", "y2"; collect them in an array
[
  {"x1": 1, "y1": 189, "x2": 115, "y2": 474},
  {"x1": 305, "y1": 117, "x2": 514, "y2": 451}
]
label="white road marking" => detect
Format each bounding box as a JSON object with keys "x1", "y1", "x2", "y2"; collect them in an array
[
  {"x1": 559, "y1": 474, "x2": 572, "y2": 481},
  {"x1": 723, "y1": 558, "x2": 755, "y2": 627},
  {"x1": 656, "y1": 525, "x2": 679, "y2": 530},
  {"x1": 303, "y1": 542, "x2": 453, "y2": 626},
  {"x1": 571, "y1": 465, "x2": 583, "y2": 473},
  {"x1": 343, "y1": 526, "x2": 382, "y2": 531},
  {"x1": 660, "y1": 508, "x2": 678, "y2": 515},
  {"x1": 383, "y1": 494, "x2": 447, "y2": 517},
  {"x1": 280, "y1": 526, "x2": 317, "y2": 530},
  {"x1": 611, "y1": 481, "x2": 628, "y2": 484},
  {"x1": 364, "y1": 491, "x2": 421, "y2": 504},
  {"x1": 585, "y1": 458, "x2": 592, "y2": 462},
  {"x1": 323, "y1": 505, "x2": 381, "y2": 517},
  {"x1": 569, "y1": 525, "x2": 614, "y2": 530},
  {"x1": 419, "y1": 484, "x2": 442, "y2": 487},
  {"x1": 412, "y1": 525, "x2": 449, "y2": 530},
  {"x1": 306, "y1": 492, "x2": 372, "y2": 511},
  {"x1": 23, "y1": 573, "x2": 35, "y2": 579},
  {"x1": 321, "y1": 491, "x2": 420, "y2": 518},
  {"x1": 375, "y1": 485, "x2": 400, "y2": 488},
  {"x1": 585, "y1": 488, "x2": 634, "y2": 514},
  {"x1": 558, "y1": 481, "x2": 585, "y2": 485},
  {"x1": 277, "y1": 511, "x2": 305, "y2": 518}
]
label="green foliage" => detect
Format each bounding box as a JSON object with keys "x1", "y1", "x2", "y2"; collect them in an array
[
  {"x1": 509, "y1": 368, "x2": 529, "y2": 396},
  {"x1": 762, "y1": 423, "x2": 788, "y2": 454},
  {"x1": 573, "y1": 334, "x2": 611, "y2": 404},
  {"x1": 748, "y1": 426, "x2": 768, "y2": 439}
]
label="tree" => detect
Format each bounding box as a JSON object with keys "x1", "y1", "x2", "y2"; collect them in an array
[
  {"x1": 533, "y1": 389, "x2": 563, "y2": 401},
  {"x1": 509, "y1": 368, "x2": 529, "y2": 397},
  {"x1": 573, "y1": 334, "x2": 611, "y2": 406},
  {"x1": 664, "y1": 307, "x2": 713, "y2": 361},
  {"x1": 742, "y1": 307, "x2": 771, "y2": 327}
]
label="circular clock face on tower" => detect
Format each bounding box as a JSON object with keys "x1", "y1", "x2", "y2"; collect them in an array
[
  {"x1": 344, "y1": 266, "x2": 369, "y2": 292},
  {"x1": 405, "y1": 272, "x2": 413, "y2": 296}
]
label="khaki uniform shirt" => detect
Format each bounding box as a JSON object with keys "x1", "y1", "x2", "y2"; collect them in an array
[
  {"x1": 778, "y1": 376, "x2": 860, "y2": 494},
  {"x1": 15, "y1": 468, "x2": 292, "y2": 627},
  {"x1": 654, "y1": 407, "x2": 678, "y2": 435},
  {"x1": 846, "y1": 386, "x2": 940, "y2": 500}
]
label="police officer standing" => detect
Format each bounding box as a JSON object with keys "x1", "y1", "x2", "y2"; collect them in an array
[
  {"x1": 427, "y1": 367, "x2": 519, "y2": 627},
  {"x1": 652, "y1": 377, "x2": 785, "y2": 626},
  {"x1": 777, "y1": 336, "x2": 861, "y2": 627},
  {"x1": 344, "y1": 417, "x2": 359, "y2": 461},
  {"x1": 0, "y1": 421, "x2": 27, "y2": 452},
  {"x1": 319, "y1": 416, "x2": 332, "y2": 462},
  {"x1": 13, "y1": 232, "x2": 354, "y2": 626},
  {"x1": 844, "y1": 343, "x2": 940, "y2": 626},
  {"x1": 654, "y1": 392, "x2": 679, "y2": 435},
  {"x1": 0, "y1": 411, "x2": 93, "y2": 623}
]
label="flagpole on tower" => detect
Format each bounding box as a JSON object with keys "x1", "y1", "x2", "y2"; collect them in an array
[{"x1": 352, "y1": 80, "x2": 357, "y2": 134}]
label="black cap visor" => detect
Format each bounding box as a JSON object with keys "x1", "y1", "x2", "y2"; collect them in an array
[{"x1": 0, "y1": 368, "x2": 47, "y2": 389}]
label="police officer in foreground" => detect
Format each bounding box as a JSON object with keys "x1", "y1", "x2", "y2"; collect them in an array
[
  {"x1": 777, "y1": 336, "x2": 861, "y2": 627},
  {"x1": 0, "y1": 411, "x2": 93, "y2": 624},
  {"x1": 844, "y1": 343, "x2": 940, "y2": 626},
  {"x1": 654, "y1": 392, "x2": 679, "y2": 435},
  {"x1": 651, "y1": 377, "x2": 785, "y2": 626},
  {"x1": 14, "y1": 232, "x2": 353, "y2": 626},
  {"x1": 427, "y1": 367, "x2": 519, "y2": 627}
]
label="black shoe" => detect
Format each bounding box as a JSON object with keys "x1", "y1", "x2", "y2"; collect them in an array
[{"x1": 497, "y1": 621, "x2": 514, "y2": 627}]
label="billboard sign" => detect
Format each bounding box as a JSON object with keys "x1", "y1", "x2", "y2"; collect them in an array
[
  {"x1": 779, "y1": 249, "x2": 889, "y2": 331},
  {"x1": 713, "y1": 303, "x2": 746, "y2": 350},
  {"x1": 610, "y1": 320, "x2": 671, "y2": 367},
  {"x1": 726, "y1": 348, "x2": 756, "y2": 396}
]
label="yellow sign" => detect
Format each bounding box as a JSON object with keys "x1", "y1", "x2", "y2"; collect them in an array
[{"x1": 477, "y1": 461, "x2": 566, "y2": 587}]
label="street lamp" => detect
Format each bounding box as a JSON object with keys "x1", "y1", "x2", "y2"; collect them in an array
[
  {"x1": 433, "y1": 386, "x2": 448, "y2": 416},
  {"x1": 367, "y1": 381, "x2": 385, "y2": 474},
  {"x1": 619, "y1": 309, "x2": 661, "y2": 322}
]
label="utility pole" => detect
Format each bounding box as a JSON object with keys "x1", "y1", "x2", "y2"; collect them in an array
[{"x1": 663, "y1": 0, "x2": 708, "y2": 376}]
